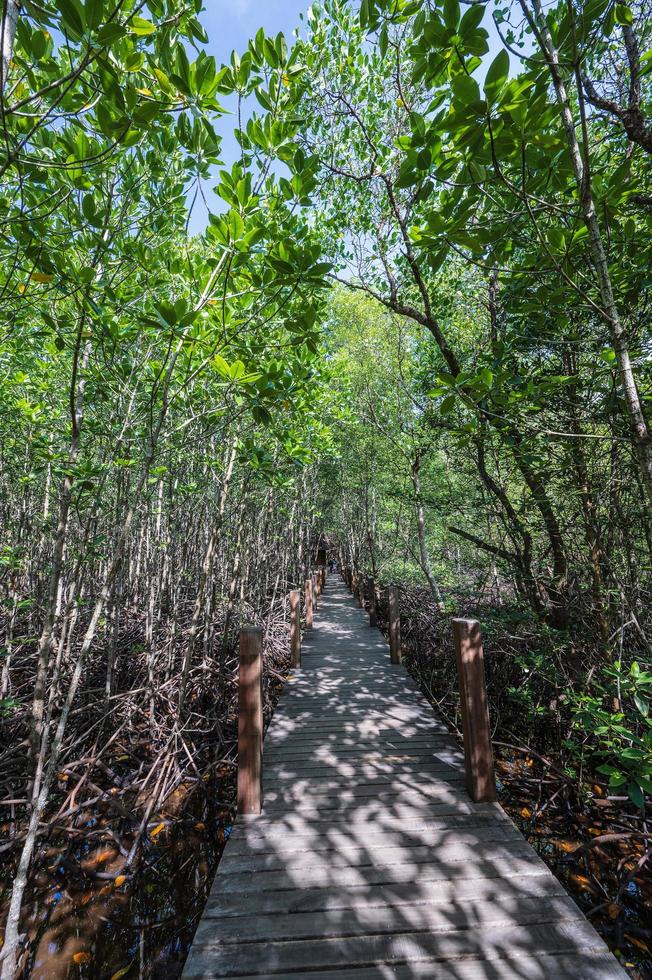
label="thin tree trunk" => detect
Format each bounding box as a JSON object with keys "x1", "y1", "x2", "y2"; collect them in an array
[{"x1": 521, "y1": 0, "x2": 652, "y2": 504}]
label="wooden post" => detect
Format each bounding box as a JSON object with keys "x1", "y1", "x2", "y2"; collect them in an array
[
  {"x1": 304, "y1": 578, "x2": 313, "y2": 628},
  {"x1": 321, "y1": 566, "x2": 326, "y2": 589},
  {"x1": 237, "y1": 627, "x2": 263, "y2": 815},
  {"x1": 355, "y1": 574, "x2": 363, "y2": 607},
  {"x1": 315, "y1": 569, "x2": 321, "y2": 598},
  {"x1": 289, "y1": 590, "x2": 301, "y2": 668},
  {"x1": 367, "y1": 577, "x2": 377, "y2": 628},
  {"x1": 452, "y1": 618, "x2": 497, "y2": 803},
  {"x1": 388, "y1": 586, "x2": 401, "y2": 664}
]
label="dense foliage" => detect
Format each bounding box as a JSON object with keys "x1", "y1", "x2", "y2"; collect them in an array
[{"x1": 1, "y1": 0, "x2": 651, "y2": 975}]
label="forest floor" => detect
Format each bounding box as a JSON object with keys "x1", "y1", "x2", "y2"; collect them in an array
[
  {"x1": 0, "y1": 599, "x2": 290, "y2": 980},
  {"x1": 3, "y1": 586, "x2": 651, "y2": 979}
]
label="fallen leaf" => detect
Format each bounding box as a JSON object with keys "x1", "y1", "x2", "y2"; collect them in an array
[
  {"x1": 194, "y1": 822, "x2": 205, "y2": 831},
  {"x1": 593, "y1": 784, "x2": 603, "y2": 796},
  {"x1": 114, "y1": 875, "x2": 127, "y2": 887},
  {"x1": 149, "y1": 821, "x2": 165, "y2": 839},
  {"x1": 110, "y1": 966, "x2": 133, "y2": 979},
  {"x1": 607, "y1": 903, "x2": 621, "y2": 919},
  {"x1": 569, "y1": 873, "x2": 593, "y2": 890},
  {"x1": 520, "y1": 807, "x2": 532, "y2": 819},
  {"x1": 72, "y1": 951, "x2": 91, "y2": 964},
  {"x1": 625, "y1": 934, "x2": 649, "y2": 952}
]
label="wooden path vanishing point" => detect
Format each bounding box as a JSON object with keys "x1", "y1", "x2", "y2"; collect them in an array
[{"x1": 183, "y1": 576, "x2": 628, "y2": 979}]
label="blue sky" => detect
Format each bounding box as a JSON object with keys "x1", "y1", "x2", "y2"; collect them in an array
[
  {"x1": 187, "y1": 0, "x2": 310, "y2": 232},
  {"x1": 200, "y1": 0, "x2": 309, "y2": 50}
]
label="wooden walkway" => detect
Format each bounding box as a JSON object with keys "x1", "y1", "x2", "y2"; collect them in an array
[{"x1": 183, "y1": 577, "x2": 628, "y2": 979}]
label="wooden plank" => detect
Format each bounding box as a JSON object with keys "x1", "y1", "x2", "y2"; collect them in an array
[
  {"x1": 261, "y1": 762, "x2": 466, "y2": 786},
  {"x1": 259, "y1": 791, "x2": 476, "y2": 816},
  {"x1": 184, "y1": 952, "x2": 628, "y2": 980},
  {"x1": 203, "y1": 869, "x2": 566, "y2": 917},
  {"x1": 217, "y1": 837, "x2": 541, "y2": 876},
  {"x1": 261, "y1": 776, "x2": 469, "y2": 807},
  {"x1": 184, "y1": 920, "x2": 613, "y2": 977},
  {"x1": 225, "y1": 822, "x2": 519, "y2": 859},
  {"x1": 193, "y1": 893, "x2": 584, "y2": 945},
  {"x1": 223, "y1": 806, "x2": 514, "y2": 845},
  {"x1": 208, "y1": 845, "x2": 545, "y2": 893}
]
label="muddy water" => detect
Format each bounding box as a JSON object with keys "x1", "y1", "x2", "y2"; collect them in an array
[{"x1": 10, "y1": 789, "x2": 233, "y2": 979}]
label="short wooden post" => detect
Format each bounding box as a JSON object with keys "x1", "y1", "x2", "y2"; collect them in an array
[
  {"x1": 452, "y1": 618, "x2": 497, "y2": 803},
  {"x1": 237, "y1": 627, "x2": 263, "y2": 815},
  {"x1": 289, "y1": 590, "x2": 301, "y2": 668},
  {"x1": 305, "y1": 578, "x2": 313, "y2": 628},
  {"x1": 367, "y1": 577, "x2": 377, "y2": 628},
  {"x1": 315, "y1": 569, "x2": 322, "y2": 598},
  {"x1": 321, "y1": 566, "x2": 326, "y2": 589},
  {"x1": 355, "y1": 574, "x2": 363, "y2": 607},
  {"x1": 388, "y1": 586, "x2": 401, "y2": 664}
]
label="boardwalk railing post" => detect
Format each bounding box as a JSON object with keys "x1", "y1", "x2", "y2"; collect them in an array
[
  {"x1": 290, "y1": 590, "x2": 301, "y2": 668},
  {"x1": 237, "y1": 626, "x2": 263, "y2": 815},
  {"x1": 452, "y1": 618, "x2": 497, "y2": 804},
  {"x1": 367, "y1": 576, "x2": 377, "y2": 628},
  {"x1": 304, "y1": 577, "x2": 314, "y2": 629},
  {"x1": 387, "y1": 586, "x2": 401, "y2": 664},
  {"x1": 321, "y1": 566, "x2": 326, "y2": 589}
]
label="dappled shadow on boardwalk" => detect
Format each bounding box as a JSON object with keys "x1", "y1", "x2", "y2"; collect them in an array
[{"x1": 182, "y1": 580, "x2": 627, "y2": 980}]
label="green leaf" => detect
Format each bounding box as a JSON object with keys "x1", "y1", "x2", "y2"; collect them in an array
[
  {"x1": 483, "y1": 49, "x2": 509, "y2": 101},
  {"x1": 82, "y1": 194, "x2": 96, "y2": 222},
  {"x1": 58, "y1": 0, "x2": 84, "y2": 36},
  {"x1": 97, "y1": 22, "x2": 127, "y2": 44},
  {"x1": 627, "y1": 781, "x2": 645, "y2": 808},
  {"x1": 614, "y1": 3, "x2": 633, "y2": 24},
  {"x1": 130, "y1": 16, "x2": 156, "y2": 36},
  {"x1": 84, "y1": 0, "x2": 103, "y2": 30},
  {"x1": 125, "y1": 51, "x2": 145, "y2": 72},
  {"x1": 459, "y1": 5, "x2": 485, "y2": 38},
  {"x1": 440, "y1": 394, "x2": 456, "y2": 415},
  {"x1": 634, "y1": 694, "x2": 649, "y2": 717},
  {"x1": 443, "y1": 0, "x2": 460, "y2": 31},
  {"x1": 253, "y1": 404, "x2": 272, "y2": 425}
]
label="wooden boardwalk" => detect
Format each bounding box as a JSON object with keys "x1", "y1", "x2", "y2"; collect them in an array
[{"x1": 183, "y1": 577, "x2": 627, "y2": 979}]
